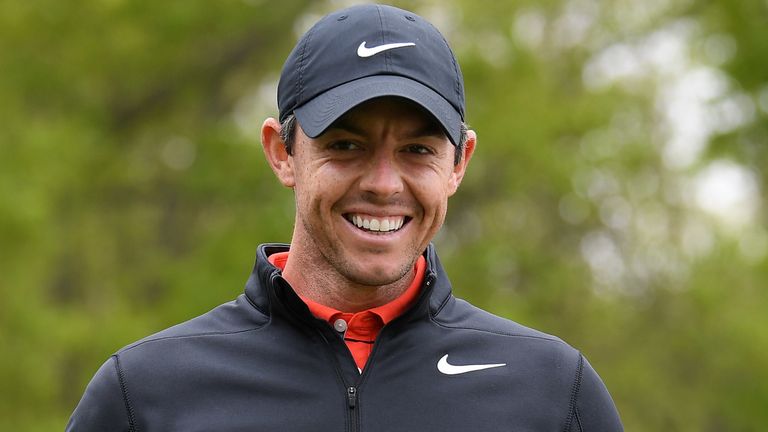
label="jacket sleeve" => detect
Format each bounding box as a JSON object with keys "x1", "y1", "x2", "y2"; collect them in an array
[
  {"x1": 66, "y1": 356, "x2": 133, "y2": 432},
  {"x1": 568, "y1": 354, "x2": 624, "y2": 432}
]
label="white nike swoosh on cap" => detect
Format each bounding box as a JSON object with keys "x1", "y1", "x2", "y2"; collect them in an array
[
  {"x1": 437, "y1": 354, "x2": 506, "y2": 375},
  {"x1": 357, "y1": 41, "x2": 416, "y2": 58}
]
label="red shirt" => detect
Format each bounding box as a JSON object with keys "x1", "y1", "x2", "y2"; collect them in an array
[{"x1": 268, "y1": 252, "x2": 425, "y2": 371}]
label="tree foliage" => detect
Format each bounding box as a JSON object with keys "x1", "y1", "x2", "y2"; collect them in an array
[{"x1": 1, "y1": 1, "x2": 765, "y2": 430}]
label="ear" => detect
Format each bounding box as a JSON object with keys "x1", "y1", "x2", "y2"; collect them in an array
[
  {"x1": 261, "y1": 117, "x2": 295, "y2": 188},
  {"x1": 447, "y1": 129, "x2": 476, "y2": 196}
]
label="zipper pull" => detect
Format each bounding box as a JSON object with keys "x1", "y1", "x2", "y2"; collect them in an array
[{"x1": 347, "y1": 386, "x2": 357, "y2": 409}]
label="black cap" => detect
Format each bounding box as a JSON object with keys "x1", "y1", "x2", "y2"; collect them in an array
[{"x1": 277, "y1": 4, "x2": 465, "y2": 145}]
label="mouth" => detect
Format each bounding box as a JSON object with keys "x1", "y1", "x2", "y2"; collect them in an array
[{"x1": 343, "y1": 213, "x2": 411, "y2": 234}]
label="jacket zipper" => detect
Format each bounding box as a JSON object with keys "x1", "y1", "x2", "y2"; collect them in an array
[
  {"x1": 311, "y1": 325, "x2": 361, "y2": 432},
  {"x1": 305, "y1": 270, "x2": 438, "y2": 432},
  {"x1": 343, "y1": 272, "x2": 435, "y2": 432},
  {"x1": 347, "y1": 386, "x2": 358, "y2": 432}
]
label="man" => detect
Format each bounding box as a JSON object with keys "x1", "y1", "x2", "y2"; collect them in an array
[{"x1": 67, "y1": 4, "x2": 623, "y2": 431}]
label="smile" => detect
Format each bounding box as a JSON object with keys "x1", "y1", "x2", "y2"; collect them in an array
[{"x1": 344, "y1": 214, "x2": 409, "y2": 233}]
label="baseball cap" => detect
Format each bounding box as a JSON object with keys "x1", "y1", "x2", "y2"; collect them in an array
[{"x1": 277, "y1": 4, "x2": 465, "y2": 145}]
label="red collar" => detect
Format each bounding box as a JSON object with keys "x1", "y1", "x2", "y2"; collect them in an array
[
  {"x1": 268, "y1": 251, "x2": 425, "y2": 371},
  {"x1": 267, "y1": 251, "x2": 425, "y2": 322}
]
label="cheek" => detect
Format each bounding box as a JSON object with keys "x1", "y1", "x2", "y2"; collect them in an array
[
  {"x1": 413, "y1": 179, "x2": 452, "y2": 219},
  {"x1": 294, "y1": 167, "x2": 347, "y2": 212}
]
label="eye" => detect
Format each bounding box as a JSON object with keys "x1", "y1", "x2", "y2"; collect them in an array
[
  {"x1": 327, "y1": 140, "x2": 360, "y2": 151},
  {"x1": 404, "y1": 144, "x2": 434, "y2": 155}
]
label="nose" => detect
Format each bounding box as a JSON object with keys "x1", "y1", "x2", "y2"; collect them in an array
[{"x1": 359, "y1": 151, "x2": 404, "y2": 198}]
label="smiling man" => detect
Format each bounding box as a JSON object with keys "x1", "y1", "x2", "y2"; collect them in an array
[
  {"x1": 262, "y1": 97, "x2": 471, "y2": 313},
  {"x1": 67, "y1": 4, "x2": 623, "y2": 431}
]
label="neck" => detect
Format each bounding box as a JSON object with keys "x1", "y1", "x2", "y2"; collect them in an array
[{"x1": 281, "y1": 243, "x2": 413, "y2": 313}]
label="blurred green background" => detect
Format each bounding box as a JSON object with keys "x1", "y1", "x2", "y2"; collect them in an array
[{"x1": 1, "y1": 0, "x2": 766, "y2": 430}]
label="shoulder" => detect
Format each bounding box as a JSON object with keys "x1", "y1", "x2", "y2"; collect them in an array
[
  {"x1": 119, "y1": 293, "x2": 268, "y2": 355},
  {"x1": 431, "y1": 295, "x2": 581, "y2": 385},
  {"x1": 431, "y1": 295, "x2": 586, "y2": 392},
  {"x1": 105, "y1": 294, "x2": 270, "y2": 381},
  {"x1": 433, "y1": 295, "x2": 568, "y2": 346},
  {"x1": 432, "y1": 296, "x2": 623, "y2": 431},
  {"x1": 67, "y1": 295, "x2": 271, "y2": 431},
  {"x1": 66, "y1": 356, "x2": 132, "y2": 431}
]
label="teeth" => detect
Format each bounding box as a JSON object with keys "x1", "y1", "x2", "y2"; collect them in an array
[{"x1": 348, "y1": 214, "x2": 405, "y2": 233}]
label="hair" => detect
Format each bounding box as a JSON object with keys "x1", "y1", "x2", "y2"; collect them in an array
[{"x1": 279, "y1": 113, "x2": 468, "y2": 165}]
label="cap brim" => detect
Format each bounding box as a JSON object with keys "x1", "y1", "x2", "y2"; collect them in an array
[{"x1": 294, "y1": 75, "x2": 462, "y2": 146}]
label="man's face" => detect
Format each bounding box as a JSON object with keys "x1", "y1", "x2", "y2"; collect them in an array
[{"x1": 287, "y1": 97, "x2": 472, "y2": 288}]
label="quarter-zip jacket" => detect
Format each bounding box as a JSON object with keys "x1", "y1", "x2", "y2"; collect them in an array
[{"x1": 67, "y1": 244, "x2": 623, "y2": 431}]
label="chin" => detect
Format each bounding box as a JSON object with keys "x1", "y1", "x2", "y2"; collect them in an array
[{"x1": 344, "y1": 263, "x2": 412, "y2": 287}]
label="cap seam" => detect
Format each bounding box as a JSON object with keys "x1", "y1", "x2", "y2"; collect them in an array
[
  {"x1": 433, "y1": 23, "x2": 463, "y2": 117},
  {"x1": 374, "y1": 5, "x2": 391, "y2": 72},
  {"x1": 296, "y1": 23, "x2": 316, "y2": 108}
]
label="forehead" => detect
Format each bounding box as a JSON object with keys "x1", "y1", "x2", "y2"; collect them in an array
[{"x1": 327, "y1": 97, "x2": 447, "y2": 139}]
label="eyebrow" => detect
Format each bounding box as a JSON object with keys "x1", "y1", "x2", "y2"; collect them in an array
[
  {"x1": 326, "y1": 121, "x2": 367, "y2": 137},
  {"x1": 327, "y1": 120, "x2": 447, "y2": 140}
]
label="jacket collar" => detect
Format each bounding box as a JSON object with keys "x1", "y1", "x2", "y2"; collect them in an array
[{"x1": 244, "y1": 243, "x2": 452, "y2": 319}]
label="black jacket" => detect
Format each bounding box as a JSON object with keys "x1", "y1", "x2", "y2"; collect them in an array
[{"x1": 67, "y1": 244, "x2": 623, "y2": 431}]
